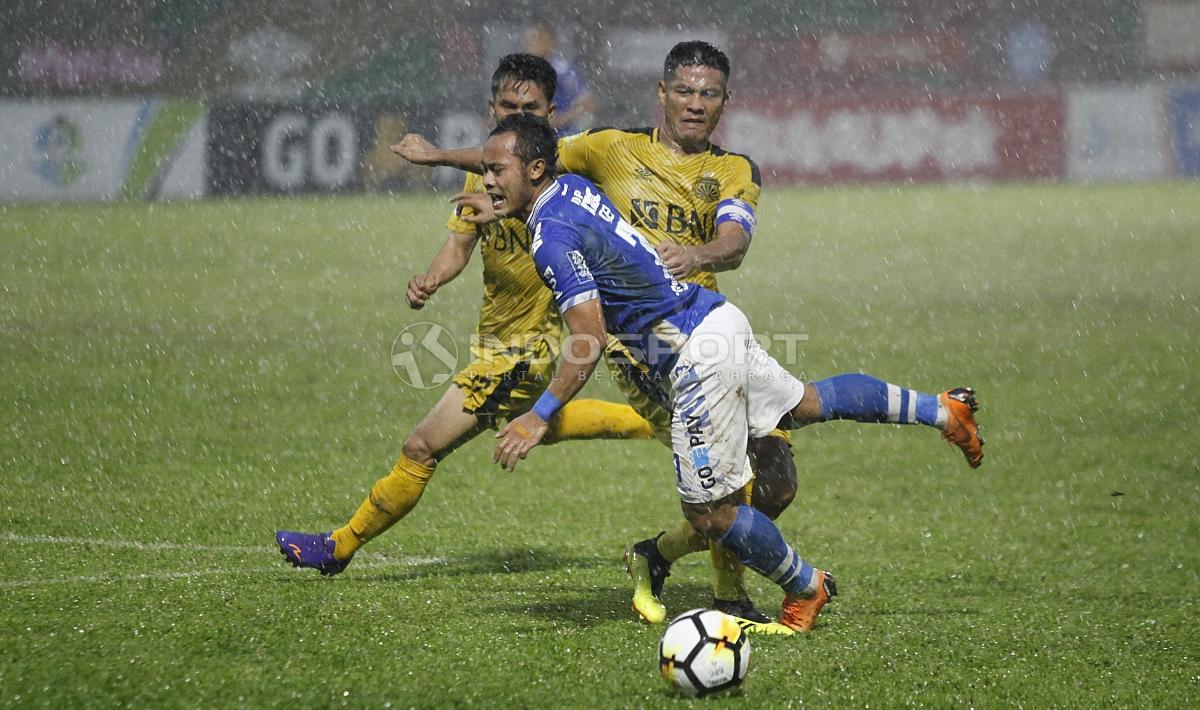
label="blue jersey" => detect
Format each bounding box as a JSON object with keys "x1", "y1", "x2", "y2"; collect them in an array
[
  {"x1": 549, "y1": 55, "x2": 590, "y2": 136},
  {"x1": 526, "y1": 174, "x2": 725, "y2": 376}
]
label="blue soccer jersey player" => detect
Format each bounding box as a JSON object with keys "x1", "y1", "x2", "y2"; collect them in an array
[{"x1": 484, "y1": 113, "x2": 984, "y2": 631}]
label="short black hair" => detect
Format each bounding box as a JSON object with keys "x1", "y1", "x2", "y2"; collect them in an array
[
  {"x1": 491, "y1": 53, "x2": 557, "y2": 103},
  {"x1": 663, "y1": 40, "x2": 730, "y2": 81},
  {"x1": 490, "y1": 113, "x2": 558, "y2": 177}
]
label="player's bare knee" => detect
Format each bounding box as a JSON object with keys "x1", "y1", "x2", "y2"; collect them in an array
[
  {"x1": 752, "y1": 481, "x2": 795, "y2": 520},
  {"x1": 748, "y1": 437, "x2": 797, "y2": 519},
  {"x1": 681, "y1": 499, "x2": 738, "y2": 541},
  {"x1": 402, "y1": 433, "x2": 437, "y2": 467}
]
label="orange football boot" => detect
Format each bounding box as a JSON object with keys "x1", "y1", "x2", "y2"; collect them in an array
[
  {"x1": 940, "y1": 387, "x2": 984, "y2": 468},
  {"x1": 779, "y1": 569, "x2": 837, "y2": 632}
]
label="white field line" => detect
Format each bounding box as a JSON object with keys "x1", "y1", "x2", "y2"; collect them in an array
[
  {"x1": 0, "y1": 532, "x2": 452, "y2": 588},
  {"x1": 1, "y1": 532, "x2": 271, "y2": 554}
]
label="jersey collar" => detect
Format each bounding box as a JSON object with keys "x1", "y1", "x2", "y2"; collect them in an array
[{"x1": 525, "y1": 177, "x2": 562, "y2": 229}]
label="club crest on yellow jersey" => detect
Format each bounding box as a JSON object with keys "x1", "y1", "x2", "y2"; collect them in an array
[{"x1": 694, "y1": 174, "x2": 720, "y2": 202}]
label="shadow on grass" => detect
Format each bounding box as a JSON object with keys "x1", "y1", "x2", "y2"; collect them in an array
[
  {"x1": 275, "y1": 546, "x2": 731, "y2": 629},
  {"x1": 362, "y1": 546, "x2": 610, "y2": 581}
]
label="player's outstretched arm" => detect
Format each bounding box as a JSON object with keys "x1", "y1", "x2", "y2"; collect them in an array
[
  {"x1": 392, "y1": 134, "x2": 485, "y2": 173},
  {"x1": 406, "y1": 232, "x2": 478, "y2": 309},
  {"x1": 494, "y1": 299, "x2": 606, "y2": 471},
  {"x1": 656, "y1": 221, "x2": 751, "y2": 279}
]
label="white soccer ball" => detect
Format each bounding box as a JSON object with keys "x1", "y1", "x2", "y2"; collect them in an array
[{"x1": 658, "y1": 608, "x2": 751, "y2": 698}]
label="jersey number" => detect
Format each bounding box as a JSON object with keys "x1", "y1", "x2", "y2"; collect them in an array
[{"x1": 614, "y1": 218, "x2": 686, "y2": 293}]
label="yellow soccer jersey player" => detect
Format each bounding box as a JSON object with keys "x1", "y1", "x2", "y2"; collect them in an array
[
  {"x1": 559, "y1": 126, "x2": 760, "y2": 292},
  {"x1": 446, "y1": 171, "x2": 562, "y2": 419}
]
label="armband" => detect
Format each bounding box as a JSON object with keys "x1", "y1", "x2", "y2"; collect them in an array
[
  {"x1": 715, "y1": 198, "x2": 757, "y2": 237},
  {"x1": 532, "y1": 390, "x2": 564, "y2": 421}
]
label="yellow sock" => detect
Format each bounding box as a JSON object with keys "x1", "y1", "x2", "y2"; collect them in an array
[
  {"x1": 547, "y1": 399, "x2": 654, "y2": 441},
  {"x1": 330, "y1": 454, "x2": 434, "y2": 560},
  {"x1": 710, "y1": 543, "x2": 748, "y2": 601},
  {"x1": 656, "y1": 519, "x2": 708, "y2": 563}
]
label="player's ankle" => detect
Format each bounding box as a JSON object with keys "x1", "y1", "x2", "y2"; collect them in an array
[{"x1": 330, "y1": 527, "x2": 361, "y2": 561}]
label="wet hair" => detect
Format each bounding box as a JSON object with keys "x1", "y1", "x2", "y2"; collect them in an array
[
  {"x1": 491, "y1": 53, "x2": 557, "y2": 103},
  {"x1": 490, "y1": 113, "x2": 558, "y2": 178},
  {"x1": 663, "y1": 40, "x2": 730, "y2": 81}
]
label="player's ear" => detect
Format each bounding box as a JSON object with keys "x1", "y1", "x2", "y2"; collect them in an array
[
  {"x1": 487, "y1": 98, "x2": 497, "y2": 121},
  {"x1": 547, "y1": 102, "x2": 557, "y2": 120},
  {"x1": 657, "y1": 80, "x2": 667, "y2": 107},
  {"x1": 527, "y1": 157, "x2": 547, "y2": 183}
]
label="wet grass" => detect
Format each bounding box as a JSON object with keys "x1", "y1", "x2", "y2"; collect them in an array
[{"x1": 2, "y1": 182, "x2": 1198, "y2": 707}]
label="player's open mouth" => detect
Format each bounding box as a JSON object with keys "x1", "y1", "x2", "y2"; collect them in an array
[{"x1": 489, "y1": 192, "x2": 504, "y2": 210}]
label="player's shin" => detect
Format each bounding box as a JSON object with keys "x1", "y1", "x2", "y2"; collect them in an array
[
  {"x1": 810, "y1": 373, "x2": 946, "y2": 428},
  {"x1": 716, "y1": 505, "x2": 820, "y2": 599},
  {"x1": 330, "y1": 453, "x2": 435, "y2": 560},
  {"x1": 656, "y1": 518, "x2": 708, "y2": 562},
  {"x1": 709, "y1": 543, "x2": 748, "y2": 601}
]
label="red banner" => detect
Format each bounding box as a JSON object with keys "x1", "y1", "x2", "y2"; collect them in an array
[{"x1": 719, "y1": 93, "x2": 1065, "y2": 184}]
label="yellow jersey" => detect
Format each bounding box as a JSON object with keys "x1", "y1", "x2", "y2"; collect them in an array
[
  {"x1": 558, "y1": 127, "x2": 762, "y2": 292},
  {"x1": 446, "y1": 173, "x2": 562, "y2": 351}
]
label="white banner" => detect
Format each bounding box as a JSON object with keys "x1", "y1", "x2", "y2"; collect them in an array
[
  {"x1": 1066, "y1": 87, "x2": 1167, "y2": 182},
  {"x1": 0, "y1": 99, "x2": 206, "y2": 202}
]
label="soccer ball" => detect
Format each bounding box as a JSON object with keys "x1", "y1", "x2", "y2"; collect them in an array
[{"x1": 658, "y1": 608, "x2": 751, "y2": 697}]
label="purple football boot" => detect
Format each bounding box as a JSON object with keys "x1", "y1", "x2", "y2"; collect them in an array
[{"x1": 275, "y1": 531, "x2": 353, "y2": 576}]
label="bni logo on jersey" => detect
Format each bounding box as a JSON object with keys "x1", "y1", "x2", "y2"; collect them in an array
[{"x1": 390, "y1": 322, "x2": 459, "y2": 389}]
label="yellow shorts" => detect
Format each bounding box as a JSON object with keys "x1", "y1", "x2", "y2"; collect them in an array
[
  {"x1": 604, "y1": 336, "x2": 673, "y2": 446},
  {"x1": 452, "y1": 337, "x2": 557, "y2": 426}
]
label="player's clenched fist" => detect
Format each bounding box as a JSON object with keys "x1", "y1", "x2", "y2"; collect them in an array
[
  {"x1": 406, "y1": 273, "x2": 439, "y2": 309},
  {"x1": 656, "y1": 242, "x2": 701, "y2": 280},
  {"x1": 391, "y1": 134, "x2": 440, "y2": 165}
]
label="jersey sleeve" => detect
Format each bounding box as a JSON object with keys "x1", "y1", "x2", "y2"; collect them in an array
[
  {"x1": 720, "y1": 154, "x2": 761, "y2": 207},
  {"x1": 557, "y1": 129, "x2": 615, "y2": 179},
  {"x1": 716, "y1": 154, "x2": 762, "y2": 237},
  {"x1": 445, "y1": 173, "x2": 484, "y2": 236},
  {"x1": 531, "y1": 219, "x2": 599, "y2": 313}
]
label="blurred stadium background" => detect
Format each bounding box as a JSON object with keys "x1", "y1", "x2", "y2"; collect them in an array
[
  {"x1": 4, "y1": 4, "x2": 1200, "y2": 705},
  {"x1": 2, "y1": 0, "x2": 1198, "y2": 201}
]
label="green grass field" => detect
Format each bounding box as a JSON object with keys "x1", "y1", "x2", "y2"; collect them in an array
[{"x1": 2, "y1": 182, "x2": 1199, "y2": 707}]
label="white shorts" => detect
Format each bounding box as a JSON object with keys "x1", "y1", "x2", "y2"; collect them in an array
[{"x1": 668, "y1": 302, "x2": 806, "y2": 504}]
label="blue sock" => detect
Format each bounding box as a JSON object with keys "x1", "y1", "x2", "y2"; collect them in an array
[
  {"x1": 718, "y1": 505, "x2": 815, "y2": 596},
  {"x1": 811, "y1": 373, "x2": 944, "y2": 427}
]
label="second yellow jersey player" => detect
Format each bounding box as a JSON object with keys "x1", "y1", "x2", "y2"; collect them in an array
[
  {"x1": 447, "y1": 171, "x2": 562, "y2": 420},
  {"x1": 559, "y1": 125, "x2": 761, "y2": 292}
]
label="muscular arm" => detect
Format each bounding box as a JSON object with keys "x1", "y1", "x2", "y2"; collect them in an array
[
  {"x1": 392, "y1": 134, "x2": 484, "y2": 173},
  {"x1": 656, "y1": 220, "x2": 752, "y2": 279},
  {"x1": 406, "y1": 231, "x2": 478, "y2": 309},
  {"x1": 539, "y1": 298, "x2": 606, "y2": 404},
  {"x1": 494, "y1": 299, "x2": 606, "y2": 470}
]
